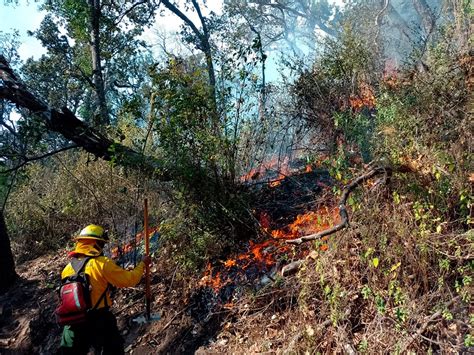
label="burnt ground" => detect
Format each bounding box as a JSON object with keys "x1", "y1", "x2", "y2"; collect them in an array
[
  {"x1": 0, "y1": 252, "x2": 235, "y2": 355},
  {"x1": 0, "y1": 169, "x2": 335, "y2": 354},
  {"x1": 252, "y1": 168, "x2": 335, "y2": 227},
  {"x1": 0, "y1": 254, "x2": 66, "y2": 354}
]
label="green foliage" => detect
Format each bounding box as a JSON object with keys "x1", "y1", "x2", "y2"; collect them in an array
[
  {"x1": 5, "y1": 151, "x2": 161, "y2": 261},
  {"x1": 292, "y1": 26, "x2": 381, "y2": 161},
  {"x1": 0, "y1": 30, "x2": 21, "y2": 66},
  {"x1": 150, "y1": 57, "x2": 222, "y2": 177},
  {"x1": 334, "y1": 111, "x2": 374, "y2": 162},
  {"x1": 141, "y1": 57, "x2": 253, "y2": 270}
]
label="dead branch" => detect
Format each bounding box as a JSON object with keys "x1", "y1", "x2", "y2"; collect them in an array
[
  {"x1": 286, "y1": 166, "x2": 393, "y2": 245},
  {"x1": 399, "y1": 296, "x2": 461, "y2": 352},
  {"x1": 0, "y1": 55, "x2": 171, "y2": 180},
  {"x1": 0, "y1": 145, "x2": 78, "y2": 174},
  {"x1": 161, "y1": 306, "x2": 190, "y2": 332},
  {"x1": 281, "y1": 260, "x2": 305, "y2": 277}
]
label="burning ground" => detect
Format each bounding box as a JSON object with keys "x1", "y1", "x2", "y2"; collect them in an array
[
  {"x1": 1, "y1": 163, "x2": 471, "y2": 354},
  {"x1": 0, "y1": 164, "x2": 342, "y2": 354}
]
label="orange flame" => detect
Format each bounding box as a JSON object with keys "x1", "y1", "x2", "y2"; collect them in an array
[
  {"x1": 259, "y1": 212, "x2": 271, "y2": 229},
  {"x1": 110, "y1": 227, "x2": 159, "y2": 259},
  {"x1": 269, "y1": 174, "x2": 285, "y2": 187},
  {"x1": 199, "y1": 206, "x2": 340, "y2": 292},
  {"x1": 349, "y1": 83, "x2": 375, "y2": 111},
  {"x1": 240, "y1": 156, "x2": 292, "y2": 186},
  {"x1": 271, "y1": 206, "x2": 340, "y2": 240}
]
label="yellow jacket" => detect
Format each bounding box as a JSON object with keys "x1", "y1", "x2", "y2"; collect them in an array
[{"x1": 61, "y1": 240, "x2": 145, "y2": 309}]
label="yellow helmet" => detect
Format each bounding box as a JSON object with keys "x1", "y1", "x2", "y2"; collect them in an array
[{"x1": 75, "y1": 224, "x2": 109, "y2": 242}]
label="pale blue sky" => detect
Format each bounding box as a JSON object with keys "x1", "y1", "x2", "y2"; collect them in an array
[
  {"x1": 1, "y1": 1, "x2": 342, "y2": 62},
  {"x1": 0, "y1": 1, "x2": 46, "y2": 59},
  {"x1": 0, "y1": 0, "x2": 216, "y2": 60}
]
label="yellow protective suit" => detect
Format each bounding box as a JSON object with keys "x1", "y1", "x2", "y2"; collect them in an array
[{"x1": 61, "y1": 239, "x2": 145, "y2": 309}]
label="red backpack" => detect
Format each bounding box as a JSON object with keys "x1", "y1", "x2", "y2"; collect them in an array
[{"x1": 55, "y1": 257, "x2": 107, "y2": 326}]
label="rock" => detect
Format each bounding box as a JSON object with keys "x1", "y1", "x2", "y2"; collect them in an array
[
  {"x1": 218, "y1": 338, "x2": 228, "y2": 346},
  {"x1": 124, "y1": 344, "x2": 133, "y2": 352}
]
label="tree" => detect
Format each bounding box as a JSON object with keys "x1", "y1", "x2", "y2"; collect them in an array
[
  {"x1": 160, "y1": 0, "x2": 218, "y2": 111},
  {"x1": 32, "y1": 0, "x2": 159, "y2": 126},
  {"x1": 0, "y1": 55, "x2": 172, "y2": 175},
  {"x1": 0, "y1": 123, "x2": 18, "y2": 292},
  {"x1": 0, "y1": 32, "x2": 23, "y2": 291},
  {"x1": 0, "y1": 53, "x2": 171, "y2": 289},
  {"x1": 224, "y1": 0, "x2": 340, "y2": 54},
  {"x1": 0, "y1": 211, "x2": 16, "y2": 293}
]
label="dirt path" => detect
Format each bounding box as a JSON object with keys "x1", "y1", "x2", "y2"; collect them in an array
[
  {"x1": 0, "y1": 252, "x2": 220, "y2": 354},
  {"x1": 0, "y1": 254, "x2": 66, "y2": 354}
]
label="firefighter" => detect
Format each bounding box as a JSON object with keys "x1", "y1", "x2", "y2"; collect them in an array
[{"x1": 58, "y1": 224, "x2": 151, "y2": 355}]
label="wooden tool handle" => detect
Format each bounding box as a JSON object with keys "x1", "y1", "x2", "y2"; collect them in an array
[{"x1": 144, "y1": 198, "x2": 151, "y2": 320}]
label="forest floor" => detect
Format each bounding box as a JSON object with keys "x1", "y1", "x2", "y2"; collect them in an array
[
  {"x1": 0, "y1": 247, "x2": 303, "y2": 354},
  {"x1": 0, "y1": 169, "x2": 334, "y2": 354},
  {"x1": 0, "y1": 249, "x2": 220, "y2": 354},
  {"x1": 0, "y1": 250, "x2": 210, "y2": 354},
  {"x1": 1, "y1": 167, "x2": 471, "y2": 354}
]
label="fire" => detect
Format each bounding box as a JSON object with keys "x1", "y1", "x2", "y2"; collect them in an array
[
  {"x1": 110, "y1": 227, "x2": 159, "y2": 259},
  {"x1": 269, "y1": 174, "x2": 285, "y2": 187},
  {"x1": 199, "y1": 206, "x2": 340, "y2": 292},
  {"x1": 204, "y1": 156, "x2": 340, "y2": 294},
  {"x1": 259, "y1": 212, "x2": 271, "y2": 229},
  {"x1": 240, "y1": 156, "x2": 290, "y2": 185},
  {"x1": 271, "y1": 206, "x2": 340, "y2": 240},
  {"x1": 349, "y1": 83, "x2": 375, "y2": 111}
]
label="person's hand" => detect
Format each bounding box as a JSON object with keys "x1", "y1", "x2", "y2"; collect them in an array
[{"x1": 143, "y1": 255, "x2": 152, "y2": 267}]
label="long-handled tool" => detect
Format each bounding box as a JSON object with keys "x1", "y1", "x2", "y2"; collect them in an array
[
  {"x1": 132, "y1": 198, "x2": 160, "y2": 324},
  {"x1": 144, "y1": 198, "x2": 151, "y2": 320}
]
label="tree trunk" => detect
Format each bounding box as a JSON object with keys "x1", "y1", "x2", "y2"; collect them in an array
[
  {"x1": 89, "y1": 0, "x2": 109, "y2": 126},
  {"x1": 412, "y1": 0, "x2": 435, "y2": 36},
  {"x1": 0, "y1": 211, "x2": 17, "y2": 293},
  {"x1": 0, "y1": 55, "x2": 172, "y2": 180},
  {"x1": 161, "y1": 0, "x2": 218, "y2": 114}
]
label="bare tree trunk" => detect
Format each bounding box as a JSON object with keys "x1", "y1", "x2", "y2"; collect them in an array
[
  {"x1": 412, "y1": 0, "x2": 435, "y2": 36},
  {"x1": 161, "y1": 0, "x2": 217, "y2": 112},
  {"x1": 0, "y1": 211, "x2": 17, "y2": 293},
  {"x1": 89, "y1": 0, "x2": 109, "y2": 126},
  {"x1": 450, "y1": 0, "x2": 469, "y2": 53},
  {"x1": 191, "y1": 0, "x2": 216, "y2": 102}
]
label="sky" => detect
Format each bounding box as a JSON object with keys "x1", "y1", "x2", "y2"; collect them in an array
[
  {"x1": 1, "y1": 1, "x2": 46, "y2": 59},
  {"x1": 0, "y1": 0, "x2": 342, "y2": 84},
  {"x1": 0, "y1": 1, "x2": 223, "y2": 123},
  {"x1": 0, "y1": 1, "x2": 222, "y2": 61},
  {"x1": 0, "y1": 1, "x2": 343, "y2": 60}
]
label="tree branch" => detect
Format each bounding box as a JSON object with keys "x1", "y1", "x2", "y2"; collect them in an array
[
  {"x1": 191, "y1": 0, "x2": 208, "y2": 38},
  {"x1": 0, "y1": 118, "x2": 18, "y2": 137},
  {"x1": 160, "y1": 0, "x2": 202, "y2": 40},
  {"x1": 251, "y1": 0, "x2": 337, "y2": 37},
  {"x1": 0, "y1": 145, "x2": 79, "y2": 174},
  {"x1": 113, "y1": 0, "x2": 149, "y2": 26},
  {"x1": 0, "y1": 55, "x2": 171, "y2": 180},
  {"x1": 1, "y1": 168, "x2": 18, "y2": 213},
  {"x1": 399, "y1": 296, "x2": 461, "y2": 352},
  {"x1": 74, "y1": 64, "x2": 95, "y2": 89},
  {"x1": 286, "y1": 166, "x2": 393, "y2": 245}
]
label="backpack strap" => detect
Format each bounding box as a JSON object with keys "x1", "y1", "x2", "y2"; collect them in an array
[
  {"x1": 91, "y1": 284, "x2": 109, "y2": 310},
  {"x1": 69, "y1": 257, "x2": 110, "y2": 310},
  {"x1": 70, "y1": 257, "x2": 91, "y2": 275}
]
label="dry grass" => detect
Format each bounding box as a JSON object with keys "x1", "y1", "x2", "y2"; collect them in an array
[{"x1": 199, "y1": 178, "x2": 472, "y2": 353}]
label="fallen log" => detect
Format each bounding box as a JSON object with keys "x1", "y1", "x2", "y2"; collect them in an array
[
  {"x1": 0, "y1": 55, "x2": 171, "y2": 180},
  {"x1": 286, "y1": 166, "x2": 393, "y2": 245}
]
